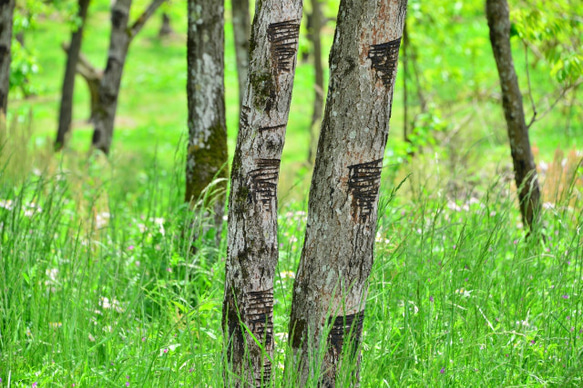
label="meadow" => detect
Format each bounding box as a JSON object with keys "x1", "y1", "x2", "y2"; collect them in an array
[{"x1": 1, "y1": 0, "x2": 582, "y2": 386}]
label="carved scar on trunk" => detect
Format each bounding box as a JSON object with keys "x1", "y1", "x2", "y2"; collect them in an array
[
  {"x1": 348, "y1": 159, "x2": 383, "y2": 222},
  {"x1": 267, "y1": 20, "x2": 300, "y2": 73},
  {"x1": 368, "y1": 38, "x2": 401, "y2": 87},
  {"x1": 240, "y1": 105, "x2": 251, "y2": 130},
  {"x1": 249, "y1": 159, "x2": 280, "y2": 211},
  {"x1": 328, "y1": 311, "x2": 365, "y2": 361},
  {"x1": 259, "y1": 124, "x2": 286, "y2": 132},
  {"x1": 247, "y1": 289, "x2": 274, "y2": 384}
]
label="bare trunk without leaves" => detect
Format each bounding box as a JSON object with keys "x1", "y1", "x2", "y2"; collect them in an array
[
  {"x1": 92, "y1": 0, "x2": 165, "y2": 154},
  {"x1": 185, "y1": 0, "x2": 228, "y2": 242},
  {"x1": 288, "y1": 0, "x2": 407, "y2": 386},
  {"x1": 0, "y1": 0, "x2": 15, "y2": 116},
  {"x1": 307, "y1": 0, "x2": 324, "y2": 164},
  {"x1": 158, "y1": 12, "x2": 173, "y2": 38},
  {"x1": 223, "y1": 1, "x2": 303, "y2": 386},
  {"x1": 486, "y1": 0, "x2": 541, "y2": 231},
  {"x1": 61, "y1": 43, "x2": 102, "y2": 123},
  {"x1": 231, "y1": 0, "x2": 250, "y2": 110},
  {"x1": 55, "y1": 0, "x2": 91, "y2": 150}
]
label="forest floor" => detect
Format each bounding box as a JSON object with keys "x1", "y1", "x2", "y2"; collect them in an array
[{"x1": 1, "y1": 1, "x2": 582, "y2": 386}]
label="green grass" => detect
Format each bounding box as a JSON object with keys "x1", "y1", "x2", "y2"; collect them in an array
[{"x1": 1, "y1": 0, "x2": 582, "y2": 386}]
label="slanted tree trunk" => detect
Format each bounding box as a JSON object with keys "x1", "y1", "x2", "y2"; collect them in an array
[
  {"x1": 486, "y1": 0, "x2": 541, "y2": 231},
  {"x1": 223, "y1": 0, "x2": 303, "y2": 385},
  {"x1": 158, "y1": 12, "x2": 173, "y2": 38},
  {"x1": 231, "y1": 0, "x2": 250, "y2": 111},
  {"x1": 0, "y1": 0, "x2": 15, "y2": 116},
  {"x1": 55, "y1": 0, "x2": 91, "y2": 150},
  {"x1": 288, "y1": 0, "x2": 407, "y2": 386},
  {"x1": 185, "y1": 0, "x2": 228, "y2": 241},
  {"x1": 307, "y1": 0, "x2": 323, "y2": 164},
  {"x1": 92, "y1": 0, "x2": 166, "y2": 154},
  {"x1": 61, "y1": 43, "x2": 103, "y2": 123}
]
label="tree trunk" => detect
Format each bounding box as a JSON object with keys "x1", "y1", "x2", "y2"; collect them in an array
[
  {"x1": 61, "y1": 42, "x2": 103, "y2": 123},
  {"x1": 223, "y1": 0, "x2": 303, "y2": 386},
  {"x1": 307, "y1": 0, "x2": 323, "y2": 164},
  {"x1": 91, "y1": 0, "x2": 132, "y2": 154},
  {"x1": 185, "y1": 0, "x2": 228, "y2": 242},
  {"x1": 158, "y1": 12, "x2": 173, "y2": 38},
  {"x1": 403, "y1": 19, "x2": 410, "y2": 144},
  {"x1": 92, "y1": 0, "x2": 165, "y2": 154},
  {"x1": 231, "y1": 0, "x2": 250, "y2": 111},
  {"x1": 0, "y1": 0, "x2": 15, "y2": 116},
  {"x1": 486, "y1": 0, "x2": 541, "y2": 231},
  {"x1": 55, "y1": 0, "x2": 91, "y2": 151},
  {"x1": 288, "y1": 0, "x2": 407, "y2": 386}
]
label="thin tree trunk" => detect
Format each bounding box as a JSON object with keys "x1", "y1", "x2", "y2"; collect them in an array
[
  {"x1": 307, "y1": 0, "x2": 323, "y2": 164},
  {"x1": 92, "y1": 0, "x2": 165, "y2": 154},
  {"x1": 185, "y1": 0, "x2": 228, "y2": 241},
  {"x1": 61, "y1": 42, "x2": 103, "y2": 123},
  {"x1": 55, "y1": 0, "x2": 91, "y2": 151},
  {"x1": 403, "y1": 19, "x2": 409, "y2": 144},
  {"x1": 231, "y1": 0, "x2": 250, "y2": 110},
  {"x1": 486, "y1": 0, "x2": 541, "y2": 231},
  {"x1": 0, "y1": 0, "x2": 15, "y2": 116},
  {"x1": 158, "y1": 12, "x2": 173, "y2": 38},
  {"x1": 288, "y1": 1, "x2": 407, "y2": 386},
  {"x1": 223, "y1": 0, "x2": 303, "y2": 385}
]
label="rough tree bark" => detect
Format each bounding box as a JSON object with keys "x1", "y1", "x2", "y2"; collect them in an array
[
  {"x1": 288, "y1": 0, "x2": 407, "y2": 386},
  {"x1": 0, "y1": 0, "x2": 15, "y2": 116},
  {"x1": 55, "y1": 0, "x2": 91, "y2": 150},
  {"x1": 231, "y1": 0, "x2": 250, "y2": 110},
  {"x1": 92, "y1": 0, "x2": 165, "y2": 154},
  {"x1": 486, "y1": 0, "x2": 541, "y2": 231},
  {"x1": 185, "y1": 0, "x2": 228, "y2": 240},
  {"x1": 223, "y1": 0, "x2": 303, "y2": 386},
  {"x1": 307, "y1": 0, "x2": 324, "y2": 164}
]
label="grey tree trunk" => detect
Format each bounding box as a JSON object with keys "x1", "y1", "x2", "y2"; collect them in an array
[
  {"x1": 0, "y1": 0, "x2": 15, "y2": 116},
  {"x1": 307, "y1": 0, "x2": 324, "y2": 164},
  {"x1": 486, "y1": 0, "x2": 541, "y2": 231},
  {"x1": 55, "y1": 0, "x2": 91, "y2": 151},
  {"x1": 223, "y1": 0, "x2": 303, "y2": 386},
  {"x1": 185, "y1": 0, "x2": 228, "y2": 241},
  {"x1": 92, "y1": 0, "x2": 165, "y2": 154},
  {"x1": 288, "y1": 0, "x2": 407, "y2": 386},
  {"x1": 158, "y1": 12, "x2": 173, "y2": 38},
  {"x1": 231, "y1": 0, "x2": 250, "y2": 110},
  {"x1": 60, "y1": 42, "x2": 102, "y2": 123}
]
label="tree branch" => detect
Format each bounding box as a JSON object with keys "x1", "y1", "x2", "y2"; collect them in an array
[{"x1": 128, "y1": 0, "x2": 166, "y2": 40}]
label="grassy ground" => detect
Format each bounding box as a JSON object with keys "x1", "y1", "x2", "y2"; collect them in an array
[{"x1": 1, "y1": 0, "x2": 582, "y2": 386}]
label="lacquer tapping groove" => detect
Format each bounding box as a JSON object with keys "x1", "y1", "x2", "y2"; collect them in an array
[
  {"x1": 249, "y1": 159, "x2": 280, "y2": 211},
  {"x1": 267, "y1": 20, "x2": 300, "y2": 73},
  {"x1": 348, "y1": 159, "x2": 383, "y2": 222},
  {"x1": 368, "y1": 38, "x2": 401, "y2": 87}
]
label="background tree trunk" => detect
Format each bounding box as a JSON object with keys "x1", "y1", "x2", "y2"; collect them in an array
[
  {"x1": 486, "y1": 0, "x2": 542, "y2": 231},
  {"x1": 158, "y1": 12, "x2": 173, "y2": 38},
  {"x1": 185, "y1": 0, "x2": 228, "y2": 242},
  {"x1": 91, "y1": 0, "x2": 132, "y2": 153},
  {"x1": 231, "y1": 0, "x2": 250, "y2": 111},
  {"x1": 223, "y1": 0, "x2": 303, "y2": 385},
  {"x1": 288, "y1": 0, "x2": 407, "y2": 386},
  {"x1": 55, "y1": 0, "x2": 91, "y2": 150},
  {"x1": 0, "y1": 0, "x2": 15, "y2": 116},
  {"x1": 92, "y1": 0, "x2": 165, "y2": 154},
  {"x1": 307, "y1": 0, "x2": 323, "y2": 164}
]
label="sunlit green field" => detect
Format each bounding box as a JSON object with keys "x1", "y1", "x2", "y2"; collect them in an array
[{"x1": 1, "y1": 0, "x2": 582, "y2": 386}]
